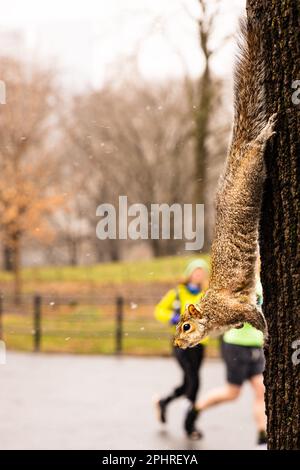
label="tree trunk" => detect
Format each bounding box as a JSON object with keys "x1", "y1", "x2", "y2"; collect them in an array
[
  {"x1": 247, "y1": 0, "x2": 300, "y2": 449},
  {"x1": 3, "y1": 244, "x2": 14, "y2": 271},
  {"x1": 150, "y1": 238, "x2": 162, "y2": 258},
  {"x1": 13, "y1": 234, "x2": 22, "y2": 305},
  {"x1": 68, "y1": 238, "x2": 78, "y2": 266},
  {"x1": 108, "y1": 239, "x2": 120, "y2": 262},
  {"x1": 195, "y1": 63, "x2": 212, "y2": 251}
]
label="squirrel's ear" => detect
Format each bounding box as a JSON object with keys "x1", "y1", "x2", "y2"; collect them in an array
[{"x1": 188, "y1": 304, "x2": 200, "y2": 317}]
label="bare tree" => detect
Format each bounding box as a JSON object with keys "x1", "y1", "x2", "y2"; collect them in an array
[
  {"x1": 60, "y1": 79, "x2": 196, "y2": 258},
  {"x1": 0, "y1": 56, "x2": 63, "y2": 301},
  {"x1": 182, "y1": 0, "x2": 232, "y2": 249}
]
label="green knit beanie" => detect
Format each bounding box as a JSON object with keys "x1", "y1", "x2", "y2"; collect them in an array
[{"x1": 184, "y1": 259, "x2": 210, "y2": 278}]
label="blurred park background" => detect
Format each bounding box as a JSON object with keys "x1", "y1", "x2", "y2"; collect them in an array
[
  {"x1": 0, "y1": 0, "x2": 263, "y2": 451},
  {"x1": 0, "y1": 255, "x2": 224, "y2": 357},
  {"x1": 0, "y1": 0, "x2": 245, "y2": 359}
]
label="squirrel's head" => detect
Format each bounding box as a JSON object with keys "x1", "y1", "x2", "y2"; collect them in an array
[{"x1": 173, "y1": 303, "x2": 207, "y2": 349}]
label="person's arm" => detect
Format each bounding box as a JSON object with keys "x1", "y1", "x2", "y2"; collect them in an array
[{"x1": 154, "y1": 289, "x2": 178, "y2": 325}]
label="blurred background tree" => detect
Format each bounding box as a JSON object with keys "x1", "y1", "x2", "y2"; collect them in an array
[
  {"x1": 0, "y1": 0, "x2": 237, "y2": 296},
  {"x1": 0, "y1": 57, "x2": 64, "y2": 301}
]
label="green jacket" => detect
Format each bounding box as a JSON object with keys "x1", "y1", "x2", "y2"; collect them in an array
[{"x1": 223, "y1": 280, "x2": 264, "y2": 347}]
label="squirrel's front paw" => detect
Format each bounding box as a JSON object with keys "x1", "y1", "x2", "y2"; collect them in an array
[{"x1": 258, "y1": 113, "x2": 277, "y2": 142}]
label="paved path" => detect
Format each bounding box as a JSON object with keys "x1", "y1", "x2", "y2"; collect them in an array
[{"x1": 0, "y1": 352, "x2": 257, "y2": 450}]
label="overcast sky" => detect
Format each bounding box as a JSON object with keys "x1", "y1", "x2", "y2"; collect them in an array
[{"x1": 0, "y1": 0, "x2": 245, "y2": 90}]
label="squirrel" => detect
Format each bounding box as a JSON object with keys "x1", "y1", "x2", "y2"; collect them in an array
[{"x1": 174, "y1": 18, "x2": 277, "y2": 349}]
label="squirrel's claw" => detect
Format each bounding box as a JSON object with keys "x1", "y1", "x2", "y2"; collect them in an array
[{"x1": 257, "y1": 113, "x2": 277, "y2": 143}]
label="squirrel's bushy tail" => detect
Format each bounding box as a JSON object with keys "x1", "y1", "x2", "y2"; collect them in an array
[{"x1": 231, "y1": 17, "x2": 267, "y2": 150}]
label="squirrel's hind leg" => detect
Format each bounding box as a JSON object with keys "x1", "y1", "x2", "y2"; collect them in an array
[
  {"x1": 220, "y1": 297, "x2": 268, "y2": 336},
  {"x1": 242, "y1": 304, "x2": 268, "y2": 336}
]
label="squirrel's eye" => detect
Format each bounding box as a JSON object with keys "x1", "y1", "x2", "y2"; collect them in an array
[{"x1": 183, "y1": 323, "x2": 191, "y2": 332}]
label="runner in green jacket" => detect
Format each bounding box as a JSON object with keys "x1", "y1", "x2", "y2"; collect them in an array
[{"x1": 185, "y1": 279, "x2": 267, "y2": 446}]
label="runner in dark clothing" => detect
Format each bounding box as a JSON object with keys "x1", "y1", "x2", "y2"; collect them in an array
[{"x1": 154, "y1": 259, "x2": 209, "y2": 439}]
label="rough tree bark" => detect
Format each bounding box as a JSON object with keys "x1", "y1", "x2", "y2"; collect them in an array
[{"x1": 247, "y1": 0, "x2": 300, "y2": 449}]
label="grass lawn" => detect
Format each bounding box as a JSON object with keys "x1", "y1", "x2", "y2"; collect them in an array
[
  {"x1": 0, "y1": 254, "x2": 210, "y2": 286},
  {"x1": 2, "y1": 304, "x2": 219, "y2": 357},
  {"x1": 2, "y1": 304, "x2": 172, "y2": 355},
  {"x1": 0, "y1": 254, "x2": 219, "y2": 357}
]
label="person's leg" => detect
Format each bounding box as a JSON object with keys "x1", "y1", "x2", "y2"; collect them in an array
[
  {"x1": 185, "y1": 342, "x2": 245, "y2": 434},
  {"x1": 183, "y1": 345, "x2": 205, "y2": 438},
  {"x1": 156, "y1": 347, "x2": 189, "y2": 423},
  {"x1": 196, "y1": 342, "x2": 244, "y2": 410},
  {"x1": 249, "y1": 374, "x2": 266, "y2": 431},
  {"x1": 184, "y1": 344, "x2": 204, "y2": 403},
  {"x1": 247, "y1": 347, "x2": 266, "y2": 445},
  {"x1": 197, "y1": 383, "x2": 241, "y2": 411},
  {"x1": 165, "y1": 346, "x2": 189, "y2": 401}
]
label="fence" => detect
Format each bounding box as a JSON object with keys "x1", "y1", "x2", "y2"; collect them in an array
[
  {"x1": 0, "y1": 293, "x2": 172, "y2": 356},
  {"x1": 0, "y1": 293, "x2": 220, "y2": 357}
]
